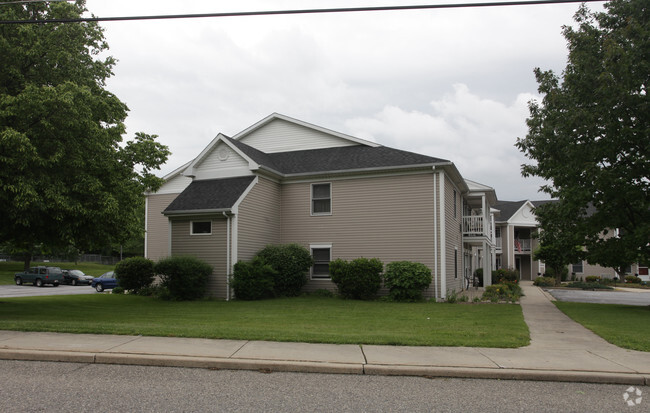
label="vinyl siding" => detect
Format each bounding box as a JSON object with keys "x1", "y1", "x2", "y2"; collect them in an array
[
  {"x1": 280, "y1": 173, "x2": 436, "y2": 294},
  {"x1": 237, "y1": 177, "x2": 282, "y2": 260},
  {"x1": 146, "y1": 193, "x2": 178, "y2": 261},
  {"x1": 193, "y1": 142, "x2": 252, "y2": 180},
  {"x1": 155, "y1": 174, "x2": 192, "y2": 195},
  {"x1": 170, "y1": 217, "x2": 228, "y2": 298},
  {"x1": 239, "y1": 118, "x2": 358, "y2": 153},
  {"x1": 444, "y1": 177, "x2": 463, "y2": 293}
]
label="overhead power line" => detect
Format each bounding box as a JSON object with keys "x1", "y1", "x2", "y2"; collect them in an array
[{"x1": 0, "y1": 0, "x2": 607, "y2": 25}]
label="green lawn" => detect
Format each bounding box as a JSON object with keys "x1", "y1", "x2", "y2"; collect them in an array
[
  {"x1": 0, "y1": 295, "x2": 530, "y2": 348},
  {"x1": 554, "y1": 301, "x2": 650, "y2": 352},
  {"x1": 0, "y1": 261, "x2": 115, "y2": 285}
]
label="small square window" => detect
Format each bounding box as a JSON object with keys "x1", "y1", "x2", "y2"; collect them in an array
[
  {"x1": 191, "y1": 221, "x2": 212, "y2": 235},
  {"x1": 311, "y1": 247, "x2": 331, "y2": 279},
  {"x1": 312, "y1": 183, "x2": 331, "y2": 215}
]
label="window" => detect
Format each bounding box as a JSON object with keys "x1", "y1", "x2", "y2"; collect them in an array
[
  {"x1": 624, "y1": 265, "x2": 632, "y2": 274},
  {"x1": 311, "y1": 246, "x2": 331, "y2": 279},
  {"x1": 311, "y1": 183, "x2": 331, "y2": 215},
  {"x1": 453, "y1": 190, "x2": 457, "y2": 218},
  {"x1": 191, "y1": 221, "x2": 212, "y2": 235},
  {"x1": 571, "y1": 261, "x2": 583, "y2": 274}
]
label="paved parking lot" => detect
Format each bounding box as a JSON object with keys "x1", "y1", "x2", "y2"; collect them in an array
[
  {"x1": 0, "y1": 284, "x2": 99, "y2": 298},
  {"x1": 547, "y1": 288, "x2": 650, "y2": 306}
]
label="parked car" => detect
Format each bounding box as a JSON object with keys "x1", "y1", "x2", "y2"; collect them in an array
[
  {"x1": 62, "y1": 269, "x2": 94, "y2": 286},
  {"x1": 91, "y1": 271, "x2": 118, "y2": 292},
  {"x1": 14, "y1": 266, "x2": 64, "y2": 287}
]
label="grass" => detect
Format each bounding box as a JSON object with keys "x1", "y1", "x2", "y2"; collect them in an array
[
  {"x1": 0, "y1": 294, "x2": 530, "y2": 348},
  {"x1": 0, "y1": 261, "x2": 115, "y2": 285},
  {"x1": 554, "y1": 301, "x2": 650, "y2": 352}
]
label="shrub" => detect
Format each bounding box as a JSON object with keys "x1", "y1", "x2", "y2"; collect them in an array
[
  {"x1": 330, "y1": 257, "x2": 383, "y2": 300},
  {"x1": 533, "y1": 276, "x2": 555, "y2": 287},
  {"x1": 256, "y1": 244, "x2": 313, "y2": 297},
  {"x1": 383, "y1": 261, "x2": 432, "y2": 301},
  {"x1": 482, "y1": 283, "x2": 522, "y2": 302},
  {"x1": 231, "y1": 258, "x2": 276, "y2": 300},
  {"x1": 114, "y1": 256, "x2": 155, "y2": 293},
  {"x1": 565, "y1": 281, "x2": 613, "y2": 290},
  {"x1": 111, "y1": 286, "x2": 125, "y2": 294},
  {"x1": 446, "y1": 288, "x2": 458, "y2": 303},
  {"x1": 474, "y1": 268, "x2": 483, "y2": 287},
  {"x1": 585, "y1": 275, "x2": 601, "y2": 283},
  {"x1": 309, "y1": 289, "x2": 335, "y2": 298},
  {"x1": 625, "y1": 275, "x2": 642, "y2": 284},
  {"x1": 546, "y1": 266, "x2": 569, "y2": 282},
  {"x1": 492, "y1": 268, "x2": 519, "y2": 284},
  {"x1": 154, "y1": 256, "x2": 213, "y2": 300}
]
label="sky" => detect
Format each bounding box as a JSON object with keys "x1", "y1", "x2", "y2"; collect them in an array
[{"x1": 83, "y1": 0, "x2": 607, "y2": 201}]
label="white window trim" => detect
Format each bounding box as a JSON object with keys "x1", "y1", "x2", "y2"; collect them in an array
[
  {"x1": 310, "y1": 243, "x2": 332, "y2": 279},
  {"x1": 571, "y1": 261, "x2": 584, "y2": 274},
  {"x1": 310, "y1": 182, "x2": 332, "y2": 216},
  {"x1": 190, "y1": 220, "x2": 212, "y2": 236}
]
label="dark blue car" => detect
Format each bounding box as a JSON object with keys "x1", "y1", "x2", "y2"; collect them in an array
[{"x1": 91, "y1": 271, "x2": 118, "y2": 292}]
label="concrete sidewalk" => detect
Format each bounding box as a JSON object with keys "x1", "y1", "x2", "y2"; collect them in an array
[{"x1": 0, "y1": 282, "x2": 648, "y2": 385}]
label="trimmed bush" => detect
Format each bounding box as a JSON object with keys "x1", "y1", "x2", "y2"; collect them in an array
[
  {"x1": 566, "y1": 281, "x2": 613, "y2": 290},
  {"x1": 533, "y1": 276, "x2": 555, "y2": 287},
  {"x1": 585, "y1": 275, "x2": 601, "y2": 283},
  {"x1": 330, "y1": 257, "x2": 383, "y2": 300},
  {"x1": 383, "y1": 261, "x2": 432, "y2": 301},
  {"x1": 474, "y1": 268, "x2": 483, "y2": 287},
  {"x1": 154, "y1": 256, "x2": 213, "y2": 300},
  {"x1": 232, "y1": 258, "x2": 276, "y2": 300},
  {"x1": 625, "y1": 275, "x2": 642, "y2": 284},
  {"x1": 256, "y1": 244, "x2": 313, "y2": 297},
  {"x1": 114, "y1": 256, "x2": 155, "y2": 293}
]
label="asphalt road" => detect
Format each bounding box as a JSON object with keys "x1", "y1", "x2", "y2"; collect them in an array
[
  {"x1": 0, "y1": 284, "x2": 99, "y2": 298},
  {"x1": 547, "y1": 289, "x2": 650, "y2": 306},
  {"x1": 0, "y1": 360, "x2": 644, "y2": 412}
]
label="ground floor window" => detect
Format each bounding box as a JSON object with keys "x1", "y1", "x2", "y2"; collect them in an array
[
  {"x1": 571, "y1": 261, "x2": 583, "y2": 274},
  {"x1": 310, "y1": 245, "x2": 331, "y2": 279},
  {"x1": 191, "y1": 221, "x2": 212, "y2": 235}
]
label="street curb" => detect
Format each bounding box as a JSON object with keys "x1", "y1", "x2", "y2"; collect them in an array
[
  {"x1": 1, "y1": 349, "x2": 646, "y2": 386},
  {"x1": 364, "y1": 365, "x2": 648, "y2": 385}
]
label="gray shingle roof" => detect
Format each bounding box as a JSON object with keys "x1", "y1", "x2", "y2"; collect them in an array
[
  {"x1": 495, "y1": 199, "x2": 558, "y2": 221},
  {"x1": 164, "y1": 176, "x2": 255, "y2": 214},
  {"x1": 226, "y1": 137, "x2": 448, "y2": 175}
]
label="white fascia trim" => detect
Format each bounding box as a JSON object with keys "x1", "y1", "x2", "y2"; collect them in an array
[
  {"x1": 164, "y1": 208, "x2": 232, "y2": 217},
  {"x1": 233, "y1": 113, "x2": 381, "y2": 148}
]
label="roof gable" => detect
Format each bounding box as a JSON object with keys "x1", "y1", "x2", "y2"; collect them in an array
[
  {"x1": 184, "y1": 134, "x2": 257, "y2": 180},
  {"x1": 234, "y1": 113, "x2": 380, "y2": 153}
]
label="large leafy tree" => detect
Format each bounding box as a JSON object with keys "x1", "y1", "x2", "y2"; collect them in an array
[
  {"x1": 516, "y1": 0, "x2": 649, "y2": 274},
  {"x1": 0, "y1": 0, "x2": 170, "y2": 268}
]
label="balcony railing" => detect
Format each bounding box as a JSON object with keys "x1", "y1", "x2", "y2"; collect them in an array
[
  {"x1": 463, "y1": 216, "x2": 485, "y2": 236},
  {"x1": 514, "y1": 238, "x2": 532, "y2": 252}
]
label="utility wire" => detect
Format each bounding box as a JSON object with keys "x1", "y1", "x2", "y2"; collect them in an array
[{"x1": 0, "y1": 0, "x2": 607, "y2": 24}]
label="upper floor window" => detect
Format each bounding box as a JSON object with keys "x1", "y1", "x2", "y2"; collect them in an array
[
  {"x1": 191, "y1": 221, "x2": 212, "y2": 235},
  {"x1": 311, "y1": 183, "x2": 331, "y2": 215},
  {"x1": 453, "y1": 190, "x2": 457, "y2": 218}
]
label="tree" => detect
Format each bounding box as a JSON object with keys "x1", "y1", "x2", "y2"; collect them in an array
[
  {"x1": 532, "y1": 202, "x2": 584, "y2": 286},
  {"x1": 0, "y1": 0, "x2": 170, "y2": 269},
  {"x1": 516, "y1": 0, "x2": 649, "y2": 274}
]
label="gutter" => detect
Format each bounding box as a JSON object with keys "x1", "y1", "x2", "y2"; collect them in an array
[{"x1": 163, "y1": 208, "x2": 231, "y2": 217}]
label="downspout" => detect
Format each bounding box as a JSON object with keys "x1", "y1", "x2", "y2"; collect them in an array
[
  {"x1": 144, "y1": 197, "x2": 149, "y2": 259},
  {"x1": 433, "y1": 170, "x2": 438, "y2": 300},
  {"x1": 439, "y1": 169, "x2": 446, "y2": 300},
  {"x1": 223, "y1": 212, "x2": 231, "y2": 301}
]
